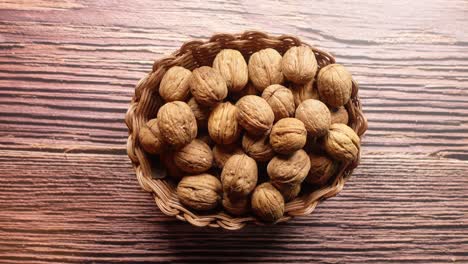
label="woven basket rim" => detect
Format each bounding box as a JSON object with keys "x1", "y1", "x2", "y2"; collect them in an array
[{"x1": 125, "y1": 31, "x2": 368, "y2": 230}]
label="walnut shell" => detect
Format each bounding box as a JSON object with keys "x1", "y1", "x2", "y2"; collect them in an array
[
  {"x1": 222, "y1": 194, "x2": 250, "y2": 216},
  {"x1": 138, "y1": 118, "x2": 165, "y2": 154},
  {"x1": 230, "y1": 82, "x2": 258, "y2": 101},
  {"x1": 261, "y1": 84, "x2": 295, "y2": 121},
  {"x1": 306, "y1": 154, "x2": 336, "y2": 186},
  {"x1": 160, "y1": 150, "x2": 183, "y2": 180},
  {"x1": 330, "y1": 106, "x2": 349, "y2": 125},
  {"x1": 317, "y1": 64, "x2": 353, "y2": 108},
  {"x1": 208, "y1": 102, "x2": 241, "y2": 145},
  {"x1": 221, "y1": 154, "x2": 258, "y2": 198},
  {"x1": 157, "y1": 101, "x2": 197, "y2": 148},
  {"x1": 176, "y1": 174, "x2": 222, "y2": 211},
  {"x1": 290, "y1": 80, "x2": 319, "y2": 108},
  {"x1": 174, "y1": 139, "x2": 213, "y2": 174},
  {"x1": 282, "y1": 46, "x2": 318, "y2": 84},
  {"x1": 188, "y1": 97, "x2": 211, "y2": 130},
  {"x1": 190, "y1": 66, "x2": 228, "y2": 106},
  {"x1": 295, "y1": 99, "x2": 331, "y2": 137},
  {"x1": 242, "y1": 133, "x2": 275, "y2": 162},
  {"x1": 212, "y1": 144, "x2": 244, "y2": 169},
  {"x1": 213, "y1": 49, "x2": 248, "y2": 92},
  {"x1": 197, "y1": 133, "x2": 215, "y2": 148},
  {"x1": 236, "y1": 95, "x2": 274, "y2": 136},
  {"x1": 267, "y1": 149, "x2": 311, "y2": 188},
  {"x1": 276, "y1": 184, "x2": 301, "y2": 202},
  {"x1": 251, "y1": 182, "x2": 284, "y2": 222},
  {"x1": 323, "y1": 123, "x2": 360, "y2": 161},
  {"x1": 248, "y1": 48, "x2": 284, "y2": 91},
  {"x1": 270, "y1": 118, "x2": 307, "y2": 155},
  {"x1": 159, "y1": 66, "x2": 192, "y2": 102}
]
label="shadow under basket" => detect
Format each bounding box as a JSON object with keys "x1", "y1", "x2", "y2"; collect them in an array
[{"x1": 125, "y1": 31, "x2": 368, "y2": 230}]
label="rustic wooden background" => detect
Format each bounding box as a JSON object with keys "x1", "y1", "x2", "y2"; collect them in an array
[{"x1": 1, "y1": 0, "x2": 467, "y2": 263}]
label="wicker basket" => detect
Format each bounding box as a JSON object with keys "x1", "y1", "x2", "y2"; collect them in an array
[{"x1": 125, "y1": 31, "x2": 368, "y2": 230}]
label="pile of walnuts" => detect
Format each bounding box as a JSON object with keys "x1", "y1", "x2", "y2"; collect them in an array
[{"x1": 138, "y1": 46, "x2": 360, "y2": 222}]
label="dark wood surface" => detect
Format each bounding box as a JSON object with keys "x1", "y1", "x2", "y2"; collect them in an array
[{"x1": 1, "y1": 0, "x2": 467, "y2": 263}]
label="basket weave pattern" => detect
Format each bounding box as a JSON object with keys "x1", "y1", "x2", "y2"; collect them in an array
[{"x1": 125, "y1": 31, "x2": 368, "y2": 230}]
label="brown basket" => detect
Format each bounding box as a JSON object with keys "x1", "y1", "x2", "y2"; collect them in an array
[{"x1": 125, "y1": 31, "x2": 368, "y2": 230}]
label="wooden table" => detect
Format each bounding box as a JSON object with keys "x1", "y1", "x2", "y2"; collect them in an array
[{"x1": 1, "y1": 1, "x2": 467, "y2": 263}]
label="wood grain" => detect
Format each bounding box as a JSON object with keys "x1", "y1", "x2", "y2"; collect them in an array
[{"x1": 0, "y1": 0, "x2": 467, "y2": 263}]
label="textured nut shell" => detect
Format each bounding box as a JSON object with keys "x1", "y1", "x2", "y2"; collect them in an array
[
  {"x1": 317, "y1": 64, "x2": 353, "y2": 108},
  {"x1": 267, "y1": 149, "x2": 311, "y2": 188},
  {"x1": 176, "y1": 174, "x2": 222, "y2": 211},
  {"x1": 190, "y1": 66, "x2": 228, "y2": 106},
  {"x1": 269, "y1": 118, "x2": 307, "y2": 155},
  {"x1": 290, "y1": 81, "x2": 319, "y2": 108},
  {"x1": 212, "y1": 144, "x2": 244, "y2": 169},
  {"x1": 138, "y1": 118, "x2": 165, "y2": 154},
  {"x1": 306, "y1": 154, "x2": 336, "y2": 186},
  {"x1": 174, "y1": 139, "x2": 213, "y2": 174},
  {"x1": 197, "y1": 133, "x2": 215, "y2": 148},
  {"x1": 330, "y1": 106, "x2": 349, "y2": 125},
  {"x1": 159, "y1": 66, "x2": 192, "y2": 102},
  {"x1": 236, "y1": 95, "x2": 274, "y2": 136},
  {"x1": 324, "y1": 123, "x2": 360, "y2": 161},
  {"x1": 276, "y1": 184, "x2": 301, "y2": 202},
  {"x1": 242, "y1": 134, "x2": 275, "y2": 162},
  {"x1": 157, "y1": 101, "x2": 197, "y2": 148},
  {"x1": 230, "y1": 82, "x2": 258, "y2": 101},
  {"x1": 295, "y1": 99, "x2": 331, "y2": 137},
  {"x1": 208, "y1": 102, "x2": 241, "y2": 145},
  {"x1": 261, "y1": 84, "x2": 295, "y2": 121},
  {"x1": 213, "y1": 49, "x2": 248, "y2": 92},
  {"x1": 282, "y1": 46, "x2": 318, "y2": 84},
  {"x1": 251, "y1": 182, "x2": 284, "y2": 222},
  {"x1": 188, "y1": 97, "x2": 211, "y2": 130},
  {"x1": 248, "y1": 48, "x2": 284, "y2": 91},
  {"x1": 161, "y1": 150, "x2": 183, "y2": 180},
  {"x1": 221, "y1": 154, "x2": 258, "y2": 198},
  {"x1": 222, "y1": 194, "x2": 250, "y2": 216}
]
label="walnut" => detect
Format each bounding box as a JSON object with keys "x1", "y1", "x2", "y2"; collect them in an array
[
  {"x1": 222, "y1": 194, "x2": 250, "y2": 216},
  {"x1": 160, "y1": 150, "x2": 183, "y2": 180},
  {"x1": 276, "y1": 184, "x2": 301, "y2": 202},
  {"x1": 221, "y1": 154, "x2": 258, "y2": 198},
  {"x1": 306, "y1": 154, "x2": 336, "y2": 186},
  {"x1": 267, "y1": 149, "x2": 311, "y2": 189},
  {"x1": 248, "y1": 48, "x2": 284, "y2": 91},
  {"x1": 295, "y1": 99, "x2": 331, "y2": 137},
  {"x1": 159, "y1": 66, "x2": 192, "y2": 102},
  {"x1": 269, "y1": 118, "x2": 307, "y2": 155},
  {"x1": 242, "y1": 134, "x2": 275, "y2": 162},
  {"x1": 282, "y1": 46, "x2": 317, "y2": 84},
  {"x1": 323, "y1": 124, "x2": 360, "y2": 161},
  {"x1": 208, "y1": 102, "x2": 241, "y2": 145},
  {"x1": 157, "y1": 101, "x2": 197, "y2": 148},
  {"x1": 138, "y1": 118, "x2": 165, "y2": 154},
  {"x1": 236, "y1": 95, "x2": 274, "y2": 136},
  {"x1": 187, "y1": 97, "x2": 211, "y2": 130},
  {"x1": 176, "y1": 174, "x2": 222, "y2": 211},
  {"x1": 174, "y1": 139, "x2": 213, "y2": 174},
  {"x1": 261, "y1": 84, "x2": 295, "y2": 121},
  {"x1": 330, "y1": 106, "x2": 349, "y2": 125},
  {"x1": 190, "y1": 66, "x2": 228, "y2": 106},
  {"x1": 212, "y1": 144, "x2": 244, "y2": 169},
  {"x1": 230, "y1": 82, "x2": 258, "y2": 101},
  {"x1": 251, "y1": 182, "x2": 284, "y2": 222},
  {"x1": 213, "y1": 49, "x2": 248, "y2": 92},
  {"x1": 317, "y1": 64, "x2": 353, "y2": 108},
  {"x1": 290, "y1": 80, "x2": 319, "y2": 108}
]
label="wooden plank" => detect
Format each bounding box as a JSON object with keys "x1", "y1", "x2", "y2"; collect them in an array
[{"x1": 0, "y1": 151, "x2": 466, "y2": 263}]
